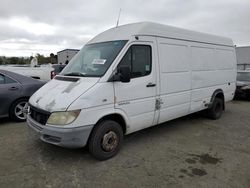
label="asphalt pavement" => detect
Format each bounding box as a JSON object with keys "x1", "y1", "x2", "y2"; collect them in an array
[{"x1": 0, "y1": 101, "x2": 249, "y2": 188}]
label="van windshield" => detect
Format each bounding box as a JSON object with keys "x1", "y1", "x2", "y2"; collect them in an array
[{"x1": 61, "y1": 40, "x2": 127, "y2": 77}]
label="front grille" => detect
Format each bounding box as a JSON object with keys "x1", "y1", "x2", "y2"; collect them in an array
[{"x1": 30, "y1": 105, "x2": 50, "y2": 125}]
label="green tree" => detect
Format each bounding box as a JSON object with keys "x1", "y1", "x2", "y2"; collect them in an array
[
  {"x1": 36, "y1": 53, "x2": 49, "y2": 64},
  {"x1": 0, "y1": 53, "x2": 57, "y2": 65},
  {"x1": 50, "y1": 53, "x2": 57, "y2": 64},
  {"x1": 9, "y1": 57, "x2": 19, "y2": 64},
  {"x1": 0, "y1": 57, "x2": 3, "y2": 65}
]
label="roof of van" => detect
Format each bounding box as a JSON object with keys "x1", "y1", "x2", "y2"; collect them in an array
[{"x1": 88, "y1": 22, "x2": 233, "y2": 46}]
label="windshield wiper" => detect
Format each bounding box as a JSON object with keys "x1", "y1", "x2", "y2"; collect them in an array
[{"x1": 63, "y1": 72, "x2": 86, "y2": 77}]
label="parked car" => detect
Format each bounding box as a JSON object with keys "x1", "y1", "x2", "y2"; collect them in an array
[
  {"x1": 27, "y1": 22, "x2": 236, "y2": 160},
  {"x1": 235, "y1": 70, "x2": 250, "y2": 100},
  {"x1": 0, "y1": 69, "x2": 45, "y2": 121}
]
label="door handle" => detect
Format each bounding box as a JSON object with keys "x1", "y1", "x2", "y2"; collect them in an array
[
  {"x1": 9, "y1": 87, "x2": 18, "y2": 91},
  {"x1": 146, "y1": 83, "x2": 156, "y2": 87}
]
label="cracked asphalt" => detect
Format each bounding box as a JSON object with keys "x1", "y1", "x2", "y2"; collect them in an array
[{"x1": 0, "y1": 101, "x2": 250, "y2": 188}]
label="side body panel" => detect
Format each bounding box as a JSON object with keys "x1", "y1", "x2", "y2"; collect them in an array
[
  {"x1": 157, "y1": 38, "x2": 191, "y2": 124},
  {"x1": 156, "y1": 37, "x2": 236, "y2": 124},
  {"x1": 190, "y1": 44, "x2": 236, "y2": 112}
]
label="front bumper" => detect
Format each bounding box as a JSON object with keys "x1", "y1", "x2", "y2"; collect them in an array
[{"x1": 27, "y1": 115, "x2": 94, "y2": 148}]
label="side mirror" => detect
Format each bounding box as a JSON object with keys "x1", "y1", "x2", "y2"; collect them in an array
[
  {"x1": 109, "y1": 65, "x2": 131, "y2": 83},
  {"x1": 118, "y1": 65, "x2": 131, "y2": 83}
]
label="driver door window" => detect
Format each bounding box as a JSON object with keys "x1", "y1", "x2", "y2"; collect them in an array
[{"x1": 119, "y1": 45, "x2": 152, "y2": 78}]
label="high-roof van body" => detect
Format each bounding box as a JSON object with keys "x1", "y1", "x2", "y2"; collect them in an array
[{"x1": 27, "y1": 22, "x2": 236, "y2": 160}]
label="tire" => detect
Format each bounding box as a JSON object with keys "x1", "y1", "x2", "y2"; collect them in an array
[
  {"x1": 246, "y1": 93, "x2": 250, "y2": 101},
  {"x1": 206, "y1": 98, "x2": 223, "y2": 120},
  {"x1": 88, "y1": 120, "x2": 123, "y2": 161},
  {"x1": 9, "y1": 98, "x2": 29, "y2": 122}
]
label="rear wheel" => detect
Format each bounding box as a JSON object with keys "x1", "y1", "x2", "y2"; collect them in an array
[
  {"x1": 246, "y1": 93, "x2": 250, "y2": 101},
  {"x1": 9, "y1": 98, "x2": 29, "y2": 122},
  {"x1": 88, "y1": 120, "x2": 123, "y2": 160},
  {"x1": 206, "y1": 98, "x2": 223, "y2": 120}
]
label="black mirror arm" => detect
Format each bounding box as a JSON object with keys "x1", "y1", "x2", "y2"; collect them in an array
[
  {"x1": 112, "y1": 73, "x2": 121, "y2": 81},
  {"x1": 108, "y1": 66, "x2": 130, "y2": 83},
  {"x1": 108, "y1": 73, "x2": 121, "y2": 82}
]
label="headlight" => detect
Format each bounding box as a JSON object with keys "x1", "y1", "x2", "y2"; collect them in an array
[{"x1": 47, "y1": 110, "x2": 81, "y2": 125}]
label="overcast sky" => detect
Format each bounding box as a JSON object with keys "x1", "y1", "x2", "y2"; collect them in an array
[{"x1": 0, "y1": 0, "x2": 249, "y2": 57}]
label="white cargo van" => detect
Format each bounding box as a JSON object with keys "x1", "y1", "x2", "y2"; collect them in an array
[{"x1": 27, "y1": 22, "x2": 236, "y2": 160}]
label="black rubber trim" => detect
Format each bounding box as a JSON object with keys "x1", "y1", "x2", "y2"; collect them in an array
[
  {"x1": 208, "y1": 89, "x2": 224, "y2": 108},
  {"x1": 29, "y1": 104, "x2": 51, "y2": 115},
  {"x1": 55, "y1": 76, "x2": 79, "y2": 82}
]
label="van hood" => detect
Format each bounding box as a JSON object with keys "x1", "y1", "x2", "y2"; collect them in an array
[{"x1": 29, "y1": 76, "x2": 100, "y2": 112}]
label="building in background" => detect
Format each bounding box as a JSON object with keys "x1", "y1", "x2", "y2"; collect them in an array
[
  {"x1": 236, "y1": 46, "x2": 250, "y2": 70},
  {"x1": 57, "y1": 49, "x2": 79, "y2": 64}
]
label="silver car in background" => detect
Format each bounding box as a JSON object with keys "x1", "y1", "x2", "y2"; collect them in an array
[{"x1": 235, "y1": 70, "x2": 250, "y2": 100}]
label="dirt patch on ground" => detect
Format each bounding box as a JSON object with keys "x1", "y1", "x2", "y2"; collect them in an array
[
  {"x1": 179, "y1": 167, "x2": 207, "y2": 177},
  {"x1": 188, "y1": 153, "x2": 222, "y2": 165},
  {"x1": 191, "y1": 168, "x2": 207, "y2": 176},
  {"x1": 179, "y1": 153, "x2": 221, "y2": 178}
]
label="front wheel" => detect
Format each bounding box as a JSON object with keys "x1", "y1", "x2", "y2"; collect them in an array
[
  {"x1": 206, "y1": 98, "x2": 223, "y2": 120},
  {"x1": 88, "y1": 120, "x2": 123, "y2": 160},
  {"x1": 9, "y1": 98, "x2": 29, "y2": 122}
]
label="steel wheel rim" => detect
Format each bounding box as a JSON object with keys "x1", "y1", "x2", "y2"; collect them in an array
[
  {"x1": 14, "y1": 101, "x2": 28, "y2": 120},
  {"x1": 101, "y1": 131, "x2": 118, "y2": 152}
]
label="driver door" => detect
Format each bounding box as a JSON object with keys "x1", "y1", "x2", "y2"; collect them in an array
[{"x1": 114, "y1": 39, "x2": 158, "y2": 133}]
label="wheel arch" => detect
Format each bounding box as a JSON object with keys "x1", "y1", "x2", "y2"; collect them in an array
[
  {"x1": 94, "y1": 113, "x2": 127, "y2": 134},
  {"x1": 210, "y1": 89, "x2": 225, "y2": 110},
  {"x1": 86, "y1": 112, "x2": 127, "y2": 148}
]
